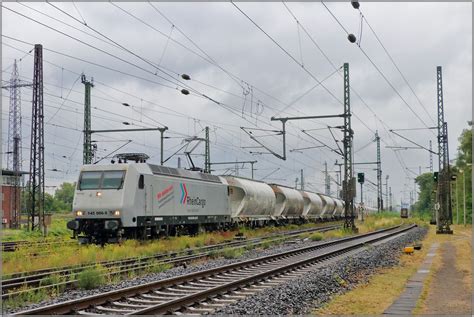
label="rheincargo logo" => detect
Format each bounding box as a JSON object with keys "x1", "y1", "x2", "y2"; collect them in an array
[
  {"x1": 180, "y1": 183, "x2": 206, "y2": 208},
  {"x1": 179, "y1": 183, "x2": 188, "y2": 204}
]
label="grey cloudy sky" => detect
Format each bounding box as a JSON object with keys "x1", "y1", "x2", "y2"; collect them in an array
[{"x1": 1, "y1": 2, "x2": 472, "y2": 207}]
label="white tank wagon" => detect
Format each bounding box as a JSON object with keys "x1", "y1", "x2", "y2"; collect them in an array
[
  {"x1": 270, "y1": 184, "x2": 305, "y2": 221},
  {"x1": 333, "y1": 199, "x2": 344, "y2": 218},
  {"x1": 318, "y1": 194, "x2": 336, "y2": 220},
  {"x1": 68, "y1": 163, "x2": 231, "y2": 244},
  {"x1": 221, "y1": 176, "x2": 276, "y2": 225},
  {"x1": 301, "y1": 191, "x2": 324, "y2": 220}
]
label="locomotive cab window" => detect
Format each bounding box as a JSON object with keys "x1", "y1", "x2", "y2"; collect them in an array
[
  {"x1": 102, "y1": 171, "x2": 125, "y2": 189},
  {"x1": 78, "y1": 171, "x2": 102, "y2": 190},
  {"x1": 138, "y1": 175, "x2": 144, "y2": 189},
  {"x1": 78, "y1": 170, "x2": 126, "y2": 190}
]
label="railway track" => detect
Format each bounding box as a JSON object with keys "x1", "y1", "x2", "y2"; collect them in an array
[
  {"x1": 12, "y1": 224, "x2": 417, "y2": 315},
  {"x1": 2, "y1": 240, "x2": 77, "y2": 252},
  {"x1": 2, "y1": 223, "x2": 340, "y2": 299}
]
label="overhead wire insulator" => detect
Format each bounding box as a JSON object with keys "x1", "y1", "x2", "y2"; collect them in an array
[
  {"x1": 181, "y1": 89, "x2": 190, "y2": 95},
  {"x1": 181, "y1": 74, "x2": 191, "y2": 80},
  {"x1": 351, "y1": 1, "x2": 360, "y2": 9},
  {"x1": 348, "y1": 34, "x2": 357, "y2": 43}
]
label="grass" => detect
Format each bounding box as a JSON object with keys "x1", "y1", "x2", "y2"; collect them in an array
[
  {"x1": 1, "y1": 217, "x2": 73, "y2": 241},
  {"x1": 3, "y1": 287, "x2": 48, "y2": 311},
  {"x1": 1, "y1": 217, "x2": 417, "y2": 277},
  {"x1": 221, "y1": 247, "x2": 245, "y2": 259},
  {"x1": 309, "y1": 232, "x2": 323, "y2": 241},
  {"x1": 313, "y1": 219, "x2": 470, "y2": 316},
  {"x1": 2, "y1": 222, "x2": 337, "y2": 276},
  {"x1": 77, "y1": 266, "x2": 105, "y2": 290},
  {"x1": 146, "y1": 261, "x2": 173, "y2": 274},
  {"x1": 414, "y1": 224, "x2": 472, "y2": 314},
  {"x1": 314, "y1": 223, "x2": 435, "y2": 315}
]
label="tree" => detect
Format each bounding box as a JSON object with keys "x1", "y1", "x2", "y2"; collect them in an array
[
  {"x1": 454, "y1": 128, "x2": 472, "y2": 224},
  {"x1": 54, "y1": 182, "x2": 76, "y2": 211},
  {"x1": 44, "y1": 192, "x2": 55, "y2": 212},
  {"x1": 415, "y1": 172, "x2": 435, "y2": 215},
  {"x1": 456, "y1": 128, "x2": 472, "y2": 166}
]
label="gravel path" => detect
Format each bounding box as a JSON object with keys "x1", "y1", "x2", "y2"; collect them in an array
[{"x1": 217, "y1": 226, "x2": 428, "y2": 315}]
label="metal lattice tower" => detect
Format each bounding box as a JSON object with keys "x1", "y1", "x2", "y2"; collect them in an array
[
  {"x1": 204, "y1": 126, "x2": 210, "y2": 173},
  {"x1": 6, "y1": 60, "x2": 23, "y2": 229},
  {"x1": 342, "y1": 63, "x2": 356, "y2": 231},
  {"x1": 7, "y1": 60, "x2": 23, "y2": 171},
  {"x1": 375, "y1": 131, "x2": 383, "y2": 212},
  {"x1": 436, "y1": 66, "x2": 452, "y2": 234},
  {"x1": 28, "y1": 44, "x2": 45, "y2": 232},
  {"x1": 81, "y1": 74, "x2": 94, "y2": 164},
  {"x1": 429, "y1": 140, "x2": 433, "y2": 172},
  {"x1": 324, "y1": 161, "x2": 330, "y2": 195}
]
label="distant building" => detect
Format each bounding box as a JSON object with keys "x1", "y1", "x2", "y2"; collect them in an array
[{"x1": 1, "y1": 169, "x2": 26, "y2": 228}]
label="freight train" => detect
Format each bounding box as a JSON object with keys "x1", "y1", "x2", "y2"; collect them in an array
[{"x1": 67, "y1": 162, "x2": 376, "y2": 244}]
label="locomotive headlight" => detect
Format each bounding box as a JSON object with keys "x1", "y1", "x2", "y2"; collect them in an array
[
  {"x1": 76, "y1": 210, "x2": 83, "y2": 216},
  {"x1": 96, "y1": 191, "x2": 102, "y2": 197},
  {"x1": 113, "y1": 210, "x2": 120, "y2": 216}
]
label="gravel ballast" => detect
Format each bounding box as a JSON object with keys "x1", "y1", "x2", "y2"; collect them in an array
[
  {"x1": 217, "y1": 226, "x2": 428, "y2": 315},
  {"x1": 6, "y1": 225, "x2": 427, "y2": 314}
]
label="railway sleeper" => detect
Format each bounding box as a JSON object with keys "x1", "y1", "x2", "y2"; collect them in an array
[
  {"x1": 210, "y1": 298, "x2": 238, "y2": 304},
  {"x1": 127, "y1": 297, "x2": 163, "y2": 304},
  {"x1": 183, "y1": 306, "x2": 215, "y2": 314},
  {"x1": 94, "y1": 305, "x2": 135, "y2": 314},
  {"x1": 198, "y1": 302, "x2": 229, "y2": 309},
  {"x1": 77, "y1": 310, "x2": 103, "y2": 315},
  {"x1": 141, "y1": 293, "x2": 176, "y2": 300},
  {"x1": 189, "y1": 281, "x2": 221, "y2": 287},
  {"x1": 111, "y1": 301, "x2": 148, "y2": 309},
  {"x1": 205, "y1": 276, "x2": 236, "y2": 282},
  {"x1": 175, "y1": 284, "x2": 211, "y2": 291},
  {"x1": 152, "y1": 290, "x2": 187, "y2": 297},
  {"x1": 232, "y1": 290, "x2": 258, "y2": 296},
  {"x1": 164, "y1": 287, "x2": 197, "y2": 294},
  {"x1": 221, "y1": 294, "x2": 247, "y2": 300}
]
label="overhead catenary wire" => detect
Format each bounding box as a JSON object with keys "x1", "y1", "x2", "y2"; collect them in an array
[
  {"x1": 0, "y1": 3, "x2": 386, "y2": 186},
  {"x1": 320, "y1": 1, "x2": 435, "y2": 134},
  {"x1": 282, "y1": 2, "x2": 413, "y2": 177},
  {"x1": 358, "y1": 8, "x2": 437, "y2": 126}
]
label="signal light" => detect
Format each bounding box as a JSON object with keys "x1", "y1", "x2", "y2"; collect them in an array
[
  {"x1": 357, "y1": 172, "x2": 365, "y2": 184},
  {"x1": 433, "y1": 172, "x2": 439, "y2": 182}
]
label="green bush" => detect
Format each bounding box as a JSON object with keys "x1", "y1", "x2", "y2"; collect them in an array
[
  {"x1": 309, "y1": 233, "x2": 323, "y2": 241},
  {"x1": 39, "y1": 274, "x2": 63, "y2": 286},
  {"x1": 221, "y1": 247, "x2": 244, "y2": 259},
  {"x1": 147, "y1": 261, "x2": 172, "y2": 274},
  {"x1": 77, "y1": 267, "x2": 104, "y2": 290}
]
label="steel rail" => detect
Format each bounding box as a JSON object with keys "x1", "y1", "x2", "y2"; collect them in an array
[{"x1": 13, "y1": 224, "x2": 415, "y2": 315}]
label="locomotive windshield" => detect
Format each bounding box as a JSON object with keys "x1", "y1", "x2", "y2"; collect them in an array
[{"x1": 78, "y1": 170, "x2": 126, "y2": 190}]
